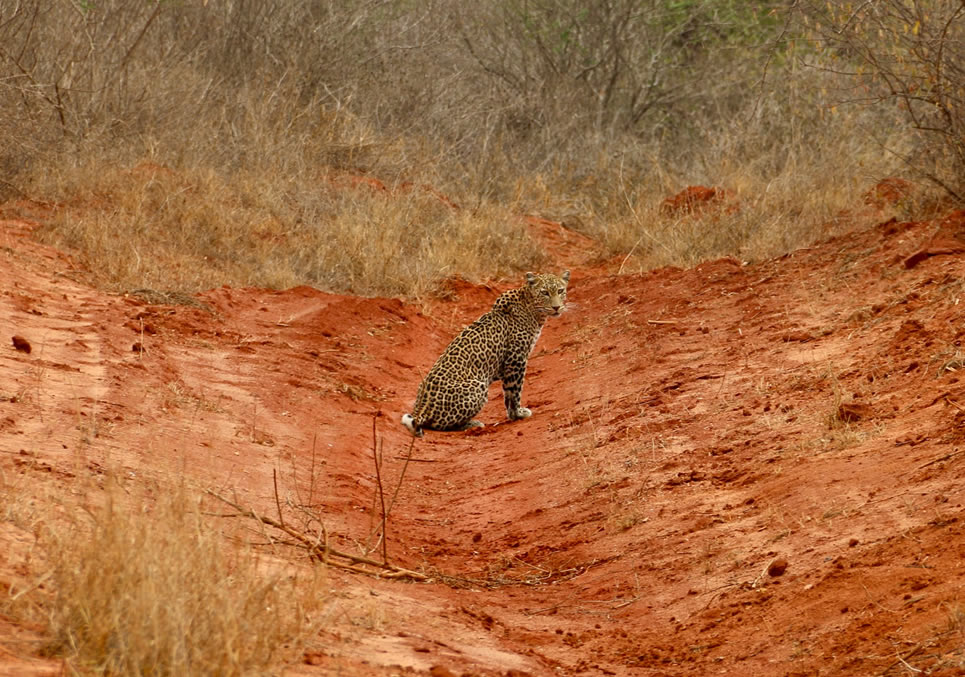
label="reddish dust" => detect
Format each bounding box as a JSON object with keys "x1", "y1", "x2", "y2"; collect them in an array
[
  {"x1": 660, "y1": 185, "x2": 739, "y2": 217},
  {"x1": 1, "y1": 191, "x2": 965, "y2": 676}
]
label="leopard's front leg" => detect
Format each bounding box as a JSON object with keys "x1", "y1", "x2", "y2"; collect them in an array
[{"x1": 501, "y1": 354, "x2": 532, "y2": 421}]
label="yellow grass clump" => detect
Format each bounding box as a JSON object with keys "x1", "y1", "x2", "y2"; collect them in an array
[
  {"x1": 5, "y1": 479, "x2": 323, "y2": 676},
  {"x1": 28, "y1": 164, "x2": 545, "y2": 298}
]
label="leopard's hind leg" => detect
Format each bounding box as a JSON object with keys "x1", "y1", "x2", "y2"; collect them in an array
[{"x1": 422, "y1": 378, "x2": 489, "y2": 432}]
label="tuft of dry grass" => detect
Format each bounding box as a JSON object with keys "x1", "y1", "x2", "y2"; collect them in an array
[{"x1": 5, "y1": 478, "x2": 323, "y2": 676}]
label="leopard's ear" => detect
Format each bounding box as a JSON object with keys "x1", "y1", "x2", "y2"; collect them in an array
[
  {"x1": 561, "y1": 270, "x2": 570, "y2": 283},
  {"x1": 525, "y1": 272, "x2": 537, "y2": 286}
]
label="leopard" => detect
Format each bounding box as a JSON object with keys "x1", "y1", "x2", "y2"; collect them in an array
[{"x1": 401, "y1": 270, "x2": 570, "y2": 437}]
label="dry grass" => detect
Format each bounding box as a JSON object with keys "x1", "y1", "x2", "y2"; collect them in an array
[
  {"x1": 513, "y1": 75, "x2": 919, "y2": 272},
  {"x1": 0, "y1": 1, "x2": 950, "y2": 298},
  {"x1": 3, "y1": 477, "x2": 323, "y2": 676},
  {"x1": 27, "y1": 163, "x2": 543, "y2": 298}
]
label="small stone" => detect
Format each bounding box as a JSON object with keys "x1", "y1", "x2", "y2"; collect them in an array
[
  {"x1": 11, "y1": 335, "x2": 31, "y2": 353},
  {"x1": 767, "y1": 557, "x2": 788, "y2": 577},
  {"x1": 848, "y1": 538, "x2": 859, "y2": 547},
  {"x1": 429, "y1": 666, "x2": 456, "y2": 677},
  {"x1": 302, "y1": 652, "x2": 325, "y2": 666},
  {"x1": 132, "y1": 342, "x2": 145, "y2": 353}
]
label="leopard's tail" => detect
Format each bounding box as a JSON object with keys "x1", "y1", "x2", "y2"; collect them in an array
[
  {"x1": 402, "y1": 385, "x2": 429, "y2": 437},
  {"x1": 401, "y1": 413, "x2": 426, "y2": 437},
  {"x1": 401, "y1": 413, "x2": 420, "y2": 436}
]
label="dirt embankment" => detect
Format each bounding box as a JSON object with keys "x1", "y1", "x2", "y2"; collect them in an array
[{"x1": 1, "y1": 199, "x2": 964, "y2": 676}]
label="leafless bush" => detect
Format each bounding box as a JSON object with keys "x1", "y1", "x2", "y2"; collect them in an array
[
  {"x1": 0, "y1": 1, "x2": 928, "y2": 295},
  {"x1": 0, "y1": 2, "x2": 418, "y2": 175},
  {"x1": 456, "y1": 2, "x2": 778, "y2": 142},
  {"x1": 0, "y1": 1, "x2": 791, "y2": 186},
  {"x1": 795, "y1": 0, "x2": 965, "y2": 201}
]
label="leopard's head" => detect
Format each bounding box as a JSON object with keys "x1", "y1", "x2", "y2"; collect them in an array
[{"x1": 525, "y1": 270, "x2": 570, "y2": 317}]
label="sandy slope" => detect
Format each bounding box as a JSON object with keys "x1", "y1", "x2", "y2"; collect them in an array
[{"x1": 1, "y1": 198, "x2": 964, "y2": 676}]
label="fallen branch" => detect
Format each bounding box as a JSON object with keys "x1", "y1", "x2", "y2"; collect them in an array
[
  {"x1": 881, "y1": 642, "x2": 925, "y2": 676},
  {"x1": 943, "y1": 395, "x2": 965, "y2": 412},
  {"x1": 205, "y1": 488, "x2": 429, "y2": 582},
  {"x1": 272, "y1": 468, "x2": 284, "y2": 528},
  {"x1": 914, "y1": 447, "x2": 965, "y2": 472}
]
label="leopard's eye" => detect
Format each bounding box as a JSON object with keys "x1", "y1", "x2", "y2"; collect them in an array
[{"x1": 542, "y1": 289, "x2": 551, "y2": 296}]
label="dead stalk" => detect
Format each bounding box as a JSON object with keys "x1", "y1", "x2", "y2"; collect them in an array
[
  {"x1": 272, "y1": 468, "x2": 284, "y2": 529},
  {"x1": 366, "y1": 418, "x2": 417, "y2": 559},
  {"x1": 372, "y1": 414, "x2": 389, "y2": 564},
  {"x1": 386, "y1": 436, "x2": 416, "y2": 518}
]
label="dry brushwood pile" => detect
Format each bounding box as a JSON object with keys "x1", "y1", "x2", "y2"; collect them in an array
[{"x1": 2, "y1": 189, "x2": 965, "y2": 675}]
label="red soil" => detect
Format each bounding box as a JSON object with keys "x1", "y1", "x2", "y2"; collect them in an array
[
  {"x1": 864, "y1": 178, "x2": 915, "y2": 208},
  {"x1": 2, "y1": 196, "x2": 965, "y2": 676},
  {"x1": 660, "y1": 185, "x2": 738, "y2": 216}
]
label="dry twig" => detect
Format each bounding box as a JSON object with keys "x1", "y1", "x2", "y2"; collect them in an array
[
  {"x1": 372, "y1": 414, "x2": 389, "y2": 564},
  {"x1": 205, "y1": 489, "x2": 428, "y2": 582}
]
